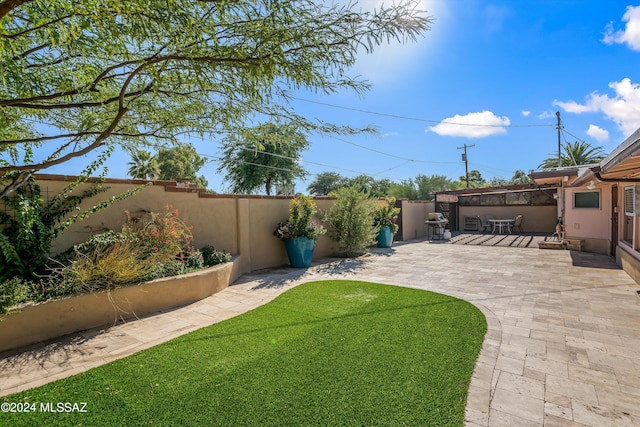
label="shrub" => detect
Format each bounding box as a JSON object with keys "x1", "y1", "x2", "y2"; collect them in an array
[
  {"x1": 59, "y1": 240, "x2": 156, "y2": 292},
  {"x1": 273, "y1": 195, "x2": 326, "y2": 240},
  {"x1": 373, "y1": 197, "x2": 401, "y2": 234},
  {"x1": 326, "y1": 186, "x2": 377, "y2": 257},
  {"x1": 1, "y1": 207, "x2": 232, "y2": 311},
  {"x1": 122, "y1": 207, "x2": 193, "y2": 262},
  {"x1": 0, "y1": 278, "x2": 29, "y2": 318},
  {"x1": 0, "y1": 161, "x2": 147, "y2": 282},
  {"x1": 201, "y1": 245, "x2": 232, "y2": 267}
]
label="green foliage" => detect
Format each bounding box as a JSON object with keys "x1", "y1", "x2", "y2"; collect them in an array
[
  {"x1": 0, "y1": 278, "x2": 29, "y2": 318},
  {"x1": 156, "y1": 143, "x2": 208, "y2": 188},
  {"x1": 388, "y1": 174, "x2": 455, "y2": 200},
  {"x1": 0, "y1": 0, "x2": 431, "y2": 196},
  {"x1": 373, "y1": 197, "x2": 401, "y2": 234},
  {"x1": 307, "y1": 171, "x2": 347, "y2": 195},
  {"x1": 201, "y1": 245, "x2": 232, "y2": 267},
  {"x1": 0, "y1": 168, "x2": 148, "y2": 281},
  {"x1": 274, "y1": 195, "x2": 326, "y2": 240},
  {"x1": 510, "y1": 169, "x2": 532, "y2": 184},
  {"x1": 458, "y1": 170, "x2": 487, "y2": 188},
  {"x1": 0, "y1": 208, "x2": 231, "y2": 312},
  {"x1": 0, "y1": 281, "x2": 486, "y2": 426},
  {"x1": 326, "y1": 186, "x2": 377, "y2": 257},
  {"x1": 121, "y1": 207, "x2": 194, "y2": 263},
  {"x1": 308, "y1": 172, "x2": 394, "y2": 197},
  {"x1": 218, "y1": 123, "x2": 309, "y2": 195},
  {"x1": 538, "y1": 141, "x2": 606, "y2": 169},
  {"x1": 345, "y1": 174, "x2": 393, "y2": 198},
  {"x1": 127, "y1": 150, "x2": 160, "y2": 180},
  {"x1": 58, "y1": 240, "x2": 157, "y2": 292}
]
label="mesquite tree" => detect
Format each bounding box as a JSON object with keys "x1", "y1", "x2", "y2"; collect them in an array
[{"x1": 0, "y1": 0, "x2": 431, "y2": 196}]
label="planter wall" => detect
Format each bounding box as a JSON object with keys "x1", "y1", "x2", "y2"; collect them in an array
[{"x1": 0, "y1": 260, "x2": 235, "y2": 353}]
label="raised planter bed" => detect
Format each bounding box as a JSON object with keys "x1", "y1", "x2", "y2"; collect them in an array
[{"x1": 0, "y1": 260, "x2": 235, "y2": 353}]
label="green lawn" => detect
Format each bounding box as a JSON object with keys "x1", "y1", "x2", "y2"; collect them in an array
[{"x1": 1, "y1": 280, "x2": 487, "y2": 426}]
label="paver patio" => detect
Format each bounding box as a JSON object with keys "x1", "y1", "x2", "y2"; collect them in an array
[{"x1": 1, "y1": 238, "x2": 639, "y2": 426}]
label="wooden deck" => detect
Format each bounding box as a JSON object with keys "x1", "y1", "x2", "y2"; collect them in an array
[{"x1": 447, "y1": 231, "x2": 556, "y2": 248}]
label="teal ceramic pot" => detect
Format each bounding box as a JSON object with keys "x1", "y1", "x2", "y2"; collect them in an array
[
  {"x1": 284, "y1": 237, "x2": 315, "y2": 268},
  {"x1": 377, "y1": 226, "x2": 393, "y2": 248}
]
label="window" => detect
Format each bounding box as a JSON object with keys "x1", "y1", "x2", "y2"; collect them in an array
[
  {"x1": 625, "y1": 186, "x2": 636, "y2": 215},
  {"x1": 573, "y1": 190, "x2": 600, "y2": 209}
]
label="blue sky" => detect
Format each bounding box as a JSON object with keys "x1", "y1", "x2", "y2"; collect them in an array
[{"x1": 48, "y1": 1, "x2": 640, "y2": 193}]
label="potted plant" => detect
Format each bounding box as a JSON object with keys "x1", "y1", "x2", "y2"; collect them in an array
[
  {"x1": 372, "y1": 197, "x2": 400, "y2": 248},
  {"x1": 273, "y1": 195, "x2": 326, "y2": 267}
]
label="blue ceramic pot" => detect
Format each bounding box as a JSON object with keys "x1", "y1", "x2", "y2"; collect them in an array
[
  {"x1": 284, "y1": 237, "x2": 315, "y2": 268},
  {"x1": 377, "y1": 226, "x2": 393, "y2": 248}
]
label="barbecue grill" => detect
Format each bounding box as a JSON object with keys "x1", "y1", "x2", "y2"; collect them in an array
[{"x1": 425, "y1": 212, "x2": 448, "y2": 240}]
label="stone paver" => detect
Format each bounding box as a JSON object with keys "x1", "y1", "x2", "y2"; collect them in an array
[{"x1": 1, "y1": 238, "x2": 639, "y2": 426}]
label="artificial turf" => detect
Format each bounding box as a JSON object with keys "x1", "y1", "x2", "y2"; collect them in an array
[{"x1": 0, "y1": 280, "x2": 487, "y2": 426}]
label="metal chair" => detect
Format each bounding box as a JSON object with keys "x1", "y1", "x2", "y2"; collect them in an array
[
  {"x1": 479, "y1": 215, "x2": 493, "y2": 233},
  {"x1": 513, "y1": 215, "x2": 524, "y2": 234}
]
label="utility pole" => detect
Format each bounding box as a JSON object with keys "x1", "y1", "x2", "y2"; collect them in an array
[
  {"x1": 556, "y1": 111, "x2": 562, "y2": 168},
  {"x1": 457, "y1": 143, "x2": 475, "y2": 188}
]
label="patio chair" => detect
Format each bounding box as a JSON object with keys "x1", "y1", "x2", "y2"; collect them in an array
[
  {"x1": 479, "y1": 215, "x2": 494, "y2": 233},
  {"x1": 513, "y1": 215, "x2": 524, "y2": 234}
]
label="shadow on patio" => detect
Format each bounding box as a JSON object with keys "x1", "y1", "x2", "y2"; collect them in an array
[{"x1": 447, "y1": 231, "x2": 556, "y2": 249}]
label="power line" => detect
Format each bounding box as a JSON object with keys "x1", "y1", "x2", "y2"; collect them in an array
[
  {"x1": 293, "y1": 97, "x2": 555, "y2": 128},
  {"x1": 199, "y1": 151, "x2": 399, "y2": 180},
  {"x1": 328, "y1": 135, "x2": 460, "y2": 164}
]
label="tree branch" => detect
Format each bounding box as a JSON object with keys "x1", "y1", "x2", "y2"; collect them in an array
[{"x1": 0, "y1": 0, "x2": 31, "y2": 21}]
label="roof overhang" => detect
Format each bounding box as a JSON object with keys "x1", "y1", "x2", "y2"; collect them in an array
[
  {"x1": 593, "y1": 128, "x2": 640, "y2": 181},
  {"x1": 569, "y1": 128, "x2": 640, "y2": 186},
  {"x1": 528, "y1": 167, "x2": 579, "y2": 186}
]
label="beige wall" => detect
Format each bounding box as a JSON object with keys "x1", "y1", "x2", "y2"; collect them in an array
[
  {"x1": 17, "y1": 176, "x2": 345, "y2": 276},
  {"x1": 37, "y1": 179, "x2": 239, "y2": 255},
  {"x1": 398, "y1": 200, "x2": 435, "y2": 240},
  {"x1": 459, "y1": 205, "x2": 557, "y2": 234},
  {"x1": 0, "y1": 261, "x2": 233, "y2": 352},
  {"x1": 564, "y1": 184, "x2": 612, "y2": 240}
]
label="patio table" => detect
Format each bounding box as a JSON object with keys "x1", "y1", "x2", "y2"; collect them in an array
[{"x1": 488, "y1": 219, "x2": 514, "y2": 234}]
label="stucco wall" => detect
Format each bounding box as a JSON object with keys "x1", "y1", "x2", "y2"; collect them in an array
[
  {"x1": 459, "y1": 205, "x2": 557, "y2": 234},
  {"x1": 564, "y1": 184, "x2": 612, "y2": 240},
  {"x1": 36, "y1": 178, "x2": 239, "y2": 255},
  {"x1": 8, "y1": 176, "x2": 346, "y2": 277},
  {"x1": 399, "y1": 200, "x2": 435, "y2": 240},
  {"x1": 0, "y1": 260, "x2": 234, "y2": 352}
]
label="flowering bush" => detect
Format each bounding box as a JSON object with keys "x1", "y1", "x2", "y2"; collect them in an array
[
  {"x1": 274, "y1": 196, "x2": 326, "y2": 240},
  {"x1": 0, "y1": 208, "x2": 233, "y2": 311},
  {"x1": 373, "y1": 197, "x2": 401, "y2": 234}
]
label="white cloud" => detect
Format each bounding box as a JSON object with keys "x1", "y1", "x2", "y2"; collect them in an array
[
  {"x1": 586, "y1": 124, "x2": 609, "y2": 143},
  {"x1": 602, "y1": 5, "x2": 640, "y2": 51},
  {"x1": 521, "y1": 110, "x2": 531, "y2": 117},
  {"x1": 382, "y1": 131, "x2": 399, "y2": 138},
  {"x1": 427, "y1": 111, "x2": 510, "y2": 138},
  {"x1": 537, "y1": 111, "x2": 555, "y2": 120},
  {"x1": 552, "y1": 100, "x2": 594, "y2": 114},
  {"x1": 553, "y1": 78, "x2": 640, "y2": 136}
]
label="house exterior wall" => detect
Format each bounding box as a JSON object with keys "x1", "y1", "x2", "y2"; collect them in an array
[
  {"x1": 562, "y1": 184, "x2": 612, "y2": 255},
  {"x1": 564, "y1": 185, "x2": 611, "y2": 240}
]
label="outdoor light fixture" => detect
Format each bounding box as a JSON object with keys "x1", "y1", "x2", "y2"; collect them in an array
[{"x1": 587, "y1": 180, "x2": 596, "y2": 190}]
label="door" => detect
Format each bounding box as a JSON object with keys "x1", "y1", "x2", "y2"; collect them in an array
[{"x1": 611, "y1": 185, "x2": 619, "y2": 256}]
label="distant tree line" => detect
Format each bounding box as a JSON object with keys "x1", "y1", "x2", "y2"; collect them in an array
[{"x1": 307, "y1": 169, "x2": 532, "y2": 200}]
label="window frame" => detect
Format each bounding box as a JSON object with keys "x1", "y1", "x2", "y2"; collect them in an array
[{"x1": 573, "y1": 190, "x2": 601, "y2": 210}]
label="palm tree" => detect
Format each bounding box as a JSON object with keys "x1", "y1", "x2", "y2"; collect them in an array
[
  {"x1": 127, "y1": 150, "x2": 159, "y2": 180},
  {"x1": 538, "y1": 141, "x2": 606, "y2": 170}
]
